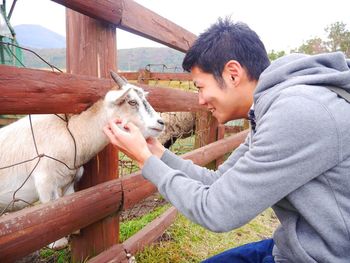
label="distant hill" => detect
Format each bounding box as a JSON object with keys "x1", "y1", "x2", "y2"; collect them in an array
[
  {"x1": 14, "y1": 24, "x2": 66, "y2": 49},
  {"x1": 22, "y1": 48, "x2": 66, "y2": 69},
  {"x1": 118, "y1": 47, "x2": 185, "y2": 72},
  {"x1": 13, "y1": 24, "x2": 185, "y2": 71},
  {"x1": 21, "y1": 47, "x2": 185, "y2": 72}
]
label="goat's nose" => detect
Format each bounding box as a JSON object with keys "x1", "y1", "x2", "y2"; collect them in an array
[{"x1": 157, "y1": 119, "x2": 165, "y2": 125}]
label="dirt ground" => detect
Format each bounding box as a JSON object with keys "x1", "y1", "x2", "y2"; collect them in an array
[{"x1": 121, "y1": 193, "x2": 168, "y2": 221}]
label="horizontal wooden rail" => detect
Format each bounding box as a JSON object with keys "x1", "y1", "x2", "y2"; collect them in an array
[
  {"x1": 0, "y1": 180, "x2": 123, "y2": 263},
  {"x1": 120, "y1": 72, "x2": 192, "y2": 82},
  {"x1": 89, "y1": 244, "x2": 128, "y2": 263},
  {"x1": 123, "y1": 206, "x2": 177, "y2": 254},
  {"x1": 51, "y1": 0, "x2": 196, "y2": 52},
  {"x1": 182, "y1": 129, "x2": 249, "y2": 165},
  {"x1": 0, "y1": 131, "x2": 248, "y2": 262},
  {"x1": 0, "y1": 65, "x2": 204, "y2": 114},
  {"x1": 88, "y1": 207, "x2": 178, "y2": 263},
  {"x1": 122, "y1": 173, "x2": 157, "y2": 210},
  {"x1": 225, "y1": 125, "x2": 245, "y2": 134}
]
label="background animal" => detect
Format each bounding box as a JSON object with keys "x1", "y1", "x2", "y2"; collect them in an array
[{"x1": 158, "y1": 112, "x2": 196, "y2": 148}]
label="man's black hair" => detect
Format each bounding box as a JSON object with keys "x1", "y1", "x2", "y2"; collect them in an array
[{"x1": 182, "y1": 17, "x2": 270, "y2": 85}]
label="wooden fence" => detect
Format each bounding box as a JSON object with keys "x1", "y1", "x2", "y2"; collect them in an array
[{"x1": 0, "y1": 0, "x2": 247, "y2": 262}]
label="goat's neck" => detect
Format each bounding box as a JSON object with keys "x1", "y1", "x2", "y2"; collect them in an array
[{"x1": 67, "y1": 100, "x2": 111, "y2": 165}]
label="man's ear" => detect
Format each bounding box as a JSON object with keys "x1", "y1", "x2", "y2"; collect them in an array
[
  {"x1": 106, "y1": 87, "x2": 131, "y2": 105},
  {"x1": 223, "y1": 60, "x2": 243, "y2": 86}
]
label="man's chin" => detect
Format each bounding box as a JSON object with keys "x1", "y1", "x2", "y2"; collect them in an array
[
  {"x1": 218, "y1": 120, "x2": 226, "y2": 125},
  {"x1": 214, "y1": 115, "x2": 225, "y2": 124},
  {"x1": 211, "y1": 112, "x2": 228, "y2": 124},
  {"x1": 217, "y1": 116, "x2": 231, "y2": 125},
  {"x1": 212, "y1": 115, "x2": 221, "y2": 124}
]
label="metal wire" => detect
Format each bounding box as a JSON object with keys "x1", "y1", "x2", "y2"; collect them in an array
[{"x1": 145, "y1": 64, "x2": 182, "y2": 73}]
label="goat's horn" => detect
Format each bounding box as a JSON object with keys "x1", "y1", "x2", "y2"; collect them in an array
[{"x1": 110, "y1": 71, "x2": 127, "y2": 88}]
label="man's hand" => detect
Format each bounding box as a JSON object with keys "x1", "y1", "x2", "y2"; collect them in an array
[{"x1": 103, "y1": 119, "x2": 152, "y2": 168}]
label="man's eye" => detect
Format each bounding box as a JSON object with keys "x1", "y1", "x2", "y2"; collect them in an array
[{"x1": 128, "y1": 100, "x2": 138, "y2": 106}]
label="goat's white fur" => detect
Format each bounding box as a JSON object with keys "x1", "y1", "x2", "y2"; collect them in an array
[{"x1": 0, "y1": 73, "x2": 164, "y2": 249}]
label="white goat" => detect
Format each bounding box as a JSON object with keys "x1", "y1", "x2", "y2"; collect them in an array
[{"x1": 0, "y1": 71, "x2": 164, "y2": 249}]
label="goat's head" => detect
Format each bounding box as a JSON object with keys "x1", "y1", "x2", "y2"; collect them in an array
[{"x1": 104, "y1": 71, "x2": 165, "y2": 138}]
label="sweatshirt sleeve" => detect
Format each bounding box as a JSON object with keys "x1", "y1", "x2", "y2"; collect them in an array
[
  {"x1": 142, "y1": 95, "x2": 339, "y2": 232},
  {"x1": 159, "y1": 134, "x2": 250, "y2": 185}
]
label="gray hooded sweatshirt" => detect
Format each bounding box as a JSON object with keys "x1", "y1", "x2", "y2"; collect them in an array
[{"x1": 142, "y1": 52, "x2": 350, "y2": 262}]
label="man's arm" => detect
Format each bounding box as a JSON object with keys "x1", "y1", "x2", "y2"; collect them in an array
[
  {"x1": 158, "y1": 135, "x2": 250, "y2": 185},
  {"x1": 142, "y1": 95, "x2": 339, "y2": 231}
]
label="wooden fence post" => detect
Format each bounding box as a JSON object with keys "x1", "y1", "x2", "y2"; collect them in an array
[
  {"x1": 137, "y1": 68, "x2": 151, "y2": 84},
  {"x1": 215, "y1": 124, "x2": 226, "y2": 168},
  {"x1": 195, "y1": 112, "x2": 218, "y2": 169},
  {"x1": 66, "y1": 10, "x2": 119, "y2": 262}
]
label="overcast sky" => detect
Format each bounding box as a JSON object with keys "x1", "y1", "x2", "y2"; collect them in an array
[{"x1": 7, "y1": 0, "x2": 350, "y2": 52}]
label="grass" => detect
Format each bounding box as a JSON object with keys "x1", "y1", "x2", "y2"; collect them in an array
[
  {"x1": 37, "y1": 205, "x2": 278, "y2": 263},
  {"x1": 40, "y1": 247, "x2": 70, "y2": 263},
  {"x1": 120, "y1": 204, "x2": 171, "y2": 242},
  {"x1": 135, "y1": 208, "x2": 279, "y2": 263}
]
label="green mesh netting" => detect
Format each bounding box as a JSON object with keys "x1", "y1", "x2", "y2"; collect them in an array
[{"x1": 0, "y1": 3, "x2": 23, "y2": 66}]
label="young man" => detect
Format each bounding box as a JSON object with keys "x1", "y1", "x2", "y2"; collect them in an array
[{"x1": 104, "y1": 18, "x2": 350, "y2": 263}]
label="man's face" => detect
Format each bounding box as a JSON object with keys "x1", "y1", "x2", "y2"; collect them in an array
[{"x1": 191, "y1": 66, "x2": 241, "y2": 124}]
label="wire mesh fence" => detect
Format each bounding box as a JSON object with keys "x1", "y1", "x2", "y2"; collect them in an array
[{"x1": 134, "y1": 64, "x2": 197, "y2": 92}]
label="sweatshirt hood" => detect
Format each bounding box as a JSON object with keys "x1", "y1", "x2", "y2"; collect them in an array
[{"x1": 254, "y1": 52, "x2": 350, "y2": 102}]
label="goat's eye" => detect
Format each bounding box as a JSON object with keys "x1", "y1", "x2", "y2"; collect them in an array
[{"x1": 128, "y1": 100, "x2": 138, "y2": 106}]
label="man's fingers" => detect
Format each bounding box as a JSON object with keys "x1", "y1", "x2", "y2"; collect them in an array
[
  {"x1": 102, "y1": 125, "x2": 119, "y2": 145},
  {"x1": 146, "y1": 137, "x2": 155, "y2": 143},
  {"x1": 125, "y1": 121, "x2": 139, "y2": 132},
  {"x1": 109, "y1": 120, "x2": 126, "y2": 136},
  {"x1": 112, "y1": 118, "x2": 123, "y2": 124},
  {"x1": 103, "y1": 125, "x2": 113, "y2": 138}
]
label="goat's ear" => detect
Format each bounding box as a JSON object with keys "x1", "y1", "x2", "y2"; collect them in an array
[
  {"x1": 110, "y1": 70, "x2": 127, "y2": 89},
  {"x1": 105, "y1": 87, "x2": 131, "y2": 106}
]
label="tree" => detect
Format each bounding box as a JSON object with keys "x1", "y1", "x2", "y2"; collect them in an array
[
  {"x1": 294, "y1": 21, "x2": 350, "y2": 56},
  {"x1": 295, "y1": 37, "x2": 328, "y2": 55},
  {"x1": 325, "y1": 22, "x2": 350, "y2": 56},
  {"x1": 268, "y1": 50, "x2": 286, "y2": 61}
]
